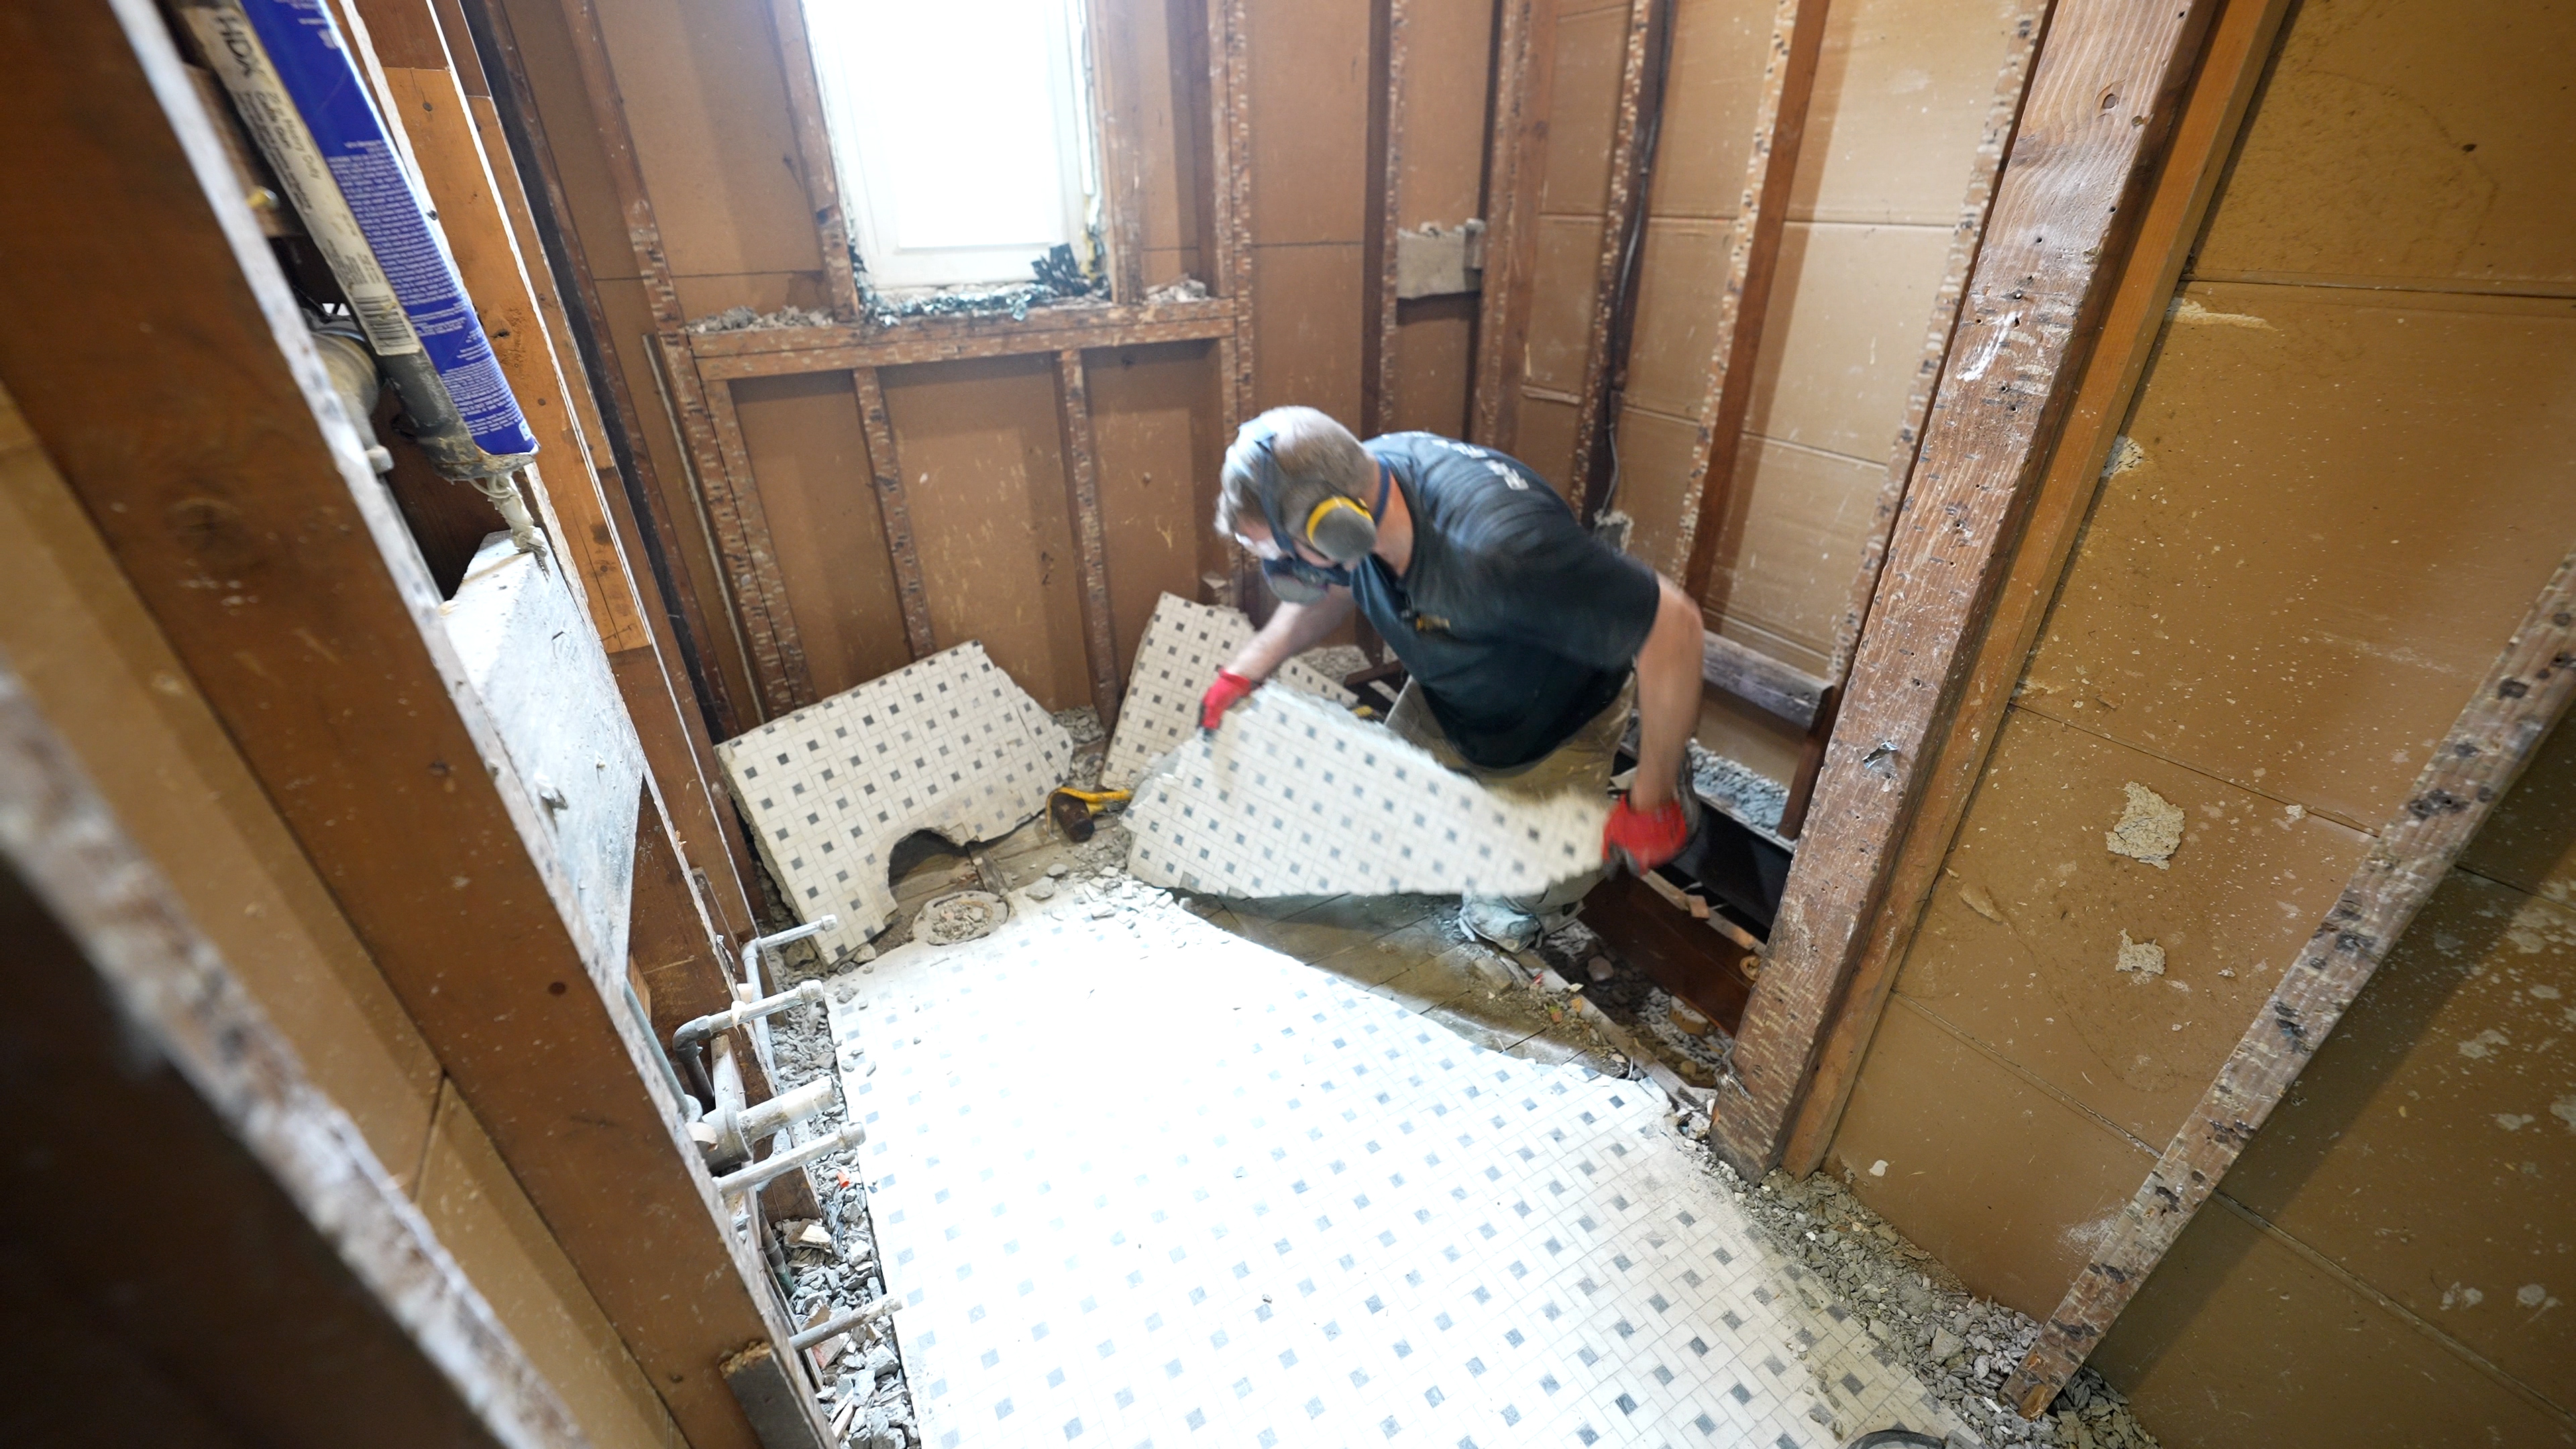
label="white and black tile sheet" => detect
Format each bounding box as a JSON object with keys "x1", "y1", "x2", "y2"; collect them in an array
[
  {"x1": 1101, "y1": 593, "x2": 1356, "y2": 790},
  {"x1": 830, "y1": 901, "x2": 1965, "y2": 1449},
  {"x1": 716, "y1": 643, "x2": 1071, "y2": 962},
  {"x1": 1124, "y1": 688, "x2": 1608, "y2": 900}
]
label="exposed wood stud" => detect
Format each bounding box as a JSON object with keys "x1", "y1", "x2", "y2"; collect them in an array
[
  {"x1": 696, "y1": 369, "x2": 816, "y2": 714},
  {"x1": 1774, "y1": 0, "x2": 2298, "y2": 1180},
  {"x1": 1824, "y1": 0, "x2": 2047, "y2": 684},
  {"x1": 461, "y1": 0, "x2": 745, "y2": 738},
  {"x1": 1468, "y1": 0, "x2": 1559, "y2": 448},
  {"x1": 1674, "y1": 0, "x2": 1830, "y2": 594},
  {"x1": 2004, "y1": 545, "x2": 2576, "y2": 1414},
  {"x1": 1705, "y1": 0, "x2": 2226, "y2": 1176},
  {"x1": 1568, "y1": 0, "x2": 1675, "y2": 520},
  {"x1": 1052, "y1": 350, "x2": 1124, "y2": 729},
  {"x1": 1774, "y1": 688, "x2": 1839, "y2": 840},
  {"x1": 852, "y1": 366, "x2": 938, "y2": 660},
  {"x1": 1210, "y1": 0, "x2": 1256, "y2": 427},
  {"x1": 764, "y1": 0, "x2": 863, "y2": 321},
  {"x1": 1364, "y1": 0, "x2": 1406, "y2": 436},
  {"x1": 1087, "y1": 0, "x2": 1147, "y2": 302},
  {"x1": 557, "y1": 0, "x2": 683, "y2": 331}
]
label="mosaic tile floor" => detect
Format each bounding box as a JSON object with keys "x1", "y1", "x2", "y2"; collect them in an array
[{"x1": 831, "y1": 892, "x2": 1964, "y2": 1449}]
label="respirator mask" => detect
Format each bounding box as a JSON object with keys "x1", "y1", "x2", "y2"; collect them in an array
[{"x1": 1232, "y1": 424, "x2": 1390, "y2": 604}]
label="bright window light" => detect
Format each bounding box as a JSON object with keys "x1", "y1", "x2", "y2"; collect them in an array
[{"x1": 803, "y1": 0, "x2": 1099, "y2": 290}]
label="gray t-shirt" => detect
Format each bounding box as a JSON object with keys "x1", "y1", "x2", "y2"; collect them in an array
[{"x1": 1350, "y1": 433, "x2": 1660, "y2": 769}]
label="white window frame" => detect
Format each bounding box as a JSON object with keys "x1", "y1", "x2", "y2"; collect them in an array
[{"x1": 802, "y1": 0, "x2": 1104, "y2": 292}]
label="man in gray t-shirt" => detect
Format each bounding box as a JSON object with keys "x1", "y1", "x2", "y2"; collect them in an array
[{"x1": 1199, "y1": 407, "x2": 1705, "y2": 950}]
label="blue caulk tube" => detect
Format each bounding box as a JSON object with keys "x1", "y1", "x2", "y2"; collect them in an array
[{"x1": 186, "y1": 0, "x2": 537, "y2": 478}]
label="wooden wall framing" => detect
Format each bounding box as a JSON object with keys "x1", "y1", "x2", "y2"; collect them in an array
[
  {"x1": 1706, "y1": 0, "x2": 2226, "y2": 1177},
  {"x1": 588, "y1": 3, "x2": 1259, "y2": 729}
]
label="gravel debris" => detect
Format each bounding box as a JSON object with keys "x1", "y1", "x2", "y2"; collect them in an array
[
  {"x1": 1699, "y1": 1157, "x2": 2165, "y2": 1449},
  {"x1": 1689, "y1": 741, "x2": 1788, "y2": 833},
  {"x1": 686, "y1": 303, "x2": 835, "y2": 333}
]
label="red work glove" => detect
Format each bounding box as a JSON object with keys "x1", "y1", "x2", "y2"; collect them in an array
[
  {"x1": 1199, "y1": 667, "x2": 1260, "y2": 733},
  {"x1": 1603, "y1": 792, "x2": 1692, "y2": 873}
]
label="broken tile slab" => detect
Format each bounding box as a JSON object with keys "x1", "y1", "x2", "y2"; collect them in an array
[
  {"x1": 1124, "y1": 687, "x2": 1609, "y2": 899},
  {"x1": 716, "y1": 643, "x2": 1071, "y2": 963},
  {"x1": 1099, "y1": 592, "x2": 1356, "y2": 790}
]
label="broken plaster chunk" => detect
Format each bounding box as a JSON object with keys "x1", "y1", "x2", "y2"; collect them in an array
[
  {"x1": 2105, "y1": 782, "x2": 2184, "y2": 868},
  {"x1": 2114, "y1": 930, "x2": 2166, "y2": 977}
]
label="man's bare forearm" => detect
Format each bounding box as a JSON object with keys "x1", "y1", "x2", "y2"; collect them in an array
[
  {"x1": 1223, "y1": 590, "x2": 1357, "y2": 681},
  {"x1": 1628, "y1": 578, "x2": 1701, "y2": 810}
]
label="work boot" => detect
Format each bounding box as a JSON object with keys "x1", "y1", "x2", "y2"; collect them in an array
[{"x1": 1458, "y1": 897, "x2": 1577, "y2": 953}]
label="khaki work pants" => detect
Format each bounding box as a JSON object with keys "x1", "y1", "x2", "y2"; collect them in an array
[{"x1": 1385, "y1": 674, "x2": 1635, "y2": 916}]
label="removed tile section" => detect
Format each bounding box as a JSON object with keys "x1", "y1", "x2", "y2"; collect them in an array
[
  {"x1": 718, "y1": 643, "x2": 1072, "y2": 963},
  {"x1": 1125, "y1": 688, "x2": 1608, "y2": 898},
  {"x1": 1100, "y1": 593, "x2": 1355, "y2": 790},
  {"x1": 833, "y1": 898, "x2": 1967, "y2": 1449}
]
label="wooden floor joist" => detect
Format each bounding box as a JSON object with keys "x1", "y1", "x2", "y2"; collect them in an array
[
  {"x1": 1674, "y1": 0, "x2": 1829, "y2": 597},
  {"x1": 1705, "y1": 0, "x2": 2224, "y2": 1175},
  {"x1": 0, "y1": 17, "x2": 826, "y2": 1444},
  {"x1": 2004, "y1": 545, "x2": 2576, "y2": 1414}
]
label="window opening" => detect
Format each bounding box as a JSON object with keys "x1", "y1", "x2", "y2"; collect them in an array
[{"x1": 802, "y1": 0, "x2": 1107, "y2": 305}]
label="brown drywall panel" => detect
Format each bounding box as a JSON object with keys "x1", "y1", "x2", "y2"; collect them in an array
[
  {"x1": 674, "y1": 272, "x2": 835, "y2": 320},
  {"x1": 594, "y1": 278, "x2": 763, "y2": 720},
  {"x1": 1251, "y1": 243, "x2": 1367, "y2": 424},
  {"x1": 0, "y1": 392, "x2": 441, "y2": 1184},
  {"x1": 1393, "y1": 0, "x2": 1497, "y2": 227},
  {"x1": 732, "y1": 372, "x2": 913, "y2": 698},
  {"x1": 1621, "y1": 218, "x2": 1731, "y2": 420},
  {"x1": 1828, "y1": 996, "x2": 2155, "y2": 1316},
  {"x1": 2094, "y1": 1202, "x2": 2576, "y2": 1449},
  {"x1": 1699, "y1": 435, "x2": 1880, "y2": 673},
  {"x1": 2192, "y1": 0, "x2": 2576, "y2": 294},
  {"x1": 1087, "y1": 339, "x2": 1225, "y2": 676},
  {"x1": 1694, "y1": 687, "x2": 1805, "y2": 785},
  {"x1": 499, "y1": 0, "x2": 635, "y2": 281},
  {"x1": 1513, "y1": 392, "x2": 1582, "y2": 497},
  {"x1": 1246, "y1": 0, "x2": 1371, "y2": 246},
  {"x1": 2023, "y1": 284, "x2": 2576, "y2": 830},
  {"x1": 594, "y1": 0, "x2": 822, "y2": 284},
  {"x1": 1893, "y1": 707, "x2": 2372, "y2": 1145},
  {"x1": 2218, "y1": 870, "x2": 2576, "y2": 1397},
  {"x1": 1785, "y1": 0, "x2": 2031, "y2": 226},
  {"x1": 1524, "y1": 215, "x2": 1607, "y2": 392},
  {"x1": 1739, "y1": 221, "x2": 1953, "y2": 461},
  {"x1": 2462, "y1": 712, "x2": 2576, "y2": 906},
  {"x1": 1389, "y1": 298, "x2": 1476, "y2": 439},
  {"x1": 415, "y1": 1084, "x2": 676, "y2": 1449},
  {"x1": 1606, "y1": 405, "x2": 1703, "y2": 578},
  {"x1": 1644, "y1": 0, "x2": 1767, "y2": 219},
  {"x1": 1536, "y1": 5, "x2": 1629, "y2": 217},
  {"x1": 881, "y1": 355, "x2": 1090, "y2": 709}
]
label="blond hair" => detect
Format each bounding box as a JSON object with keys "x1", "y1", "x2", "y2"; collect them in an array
[{"x1": 1214, "y1": 406, "x2": 1375, "y2": 539}]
